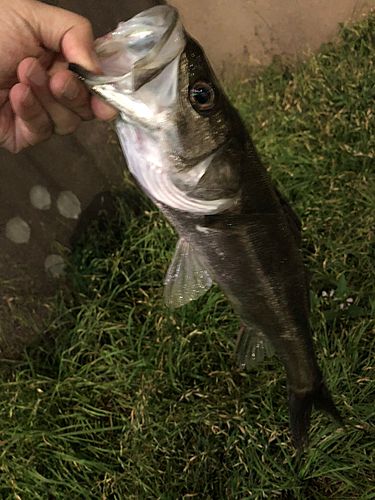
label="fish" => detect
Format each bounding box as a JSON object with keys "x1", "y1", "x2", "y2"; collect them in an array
[{"x1": 69, "y1": 5, "x2": 342, "y2": 448}]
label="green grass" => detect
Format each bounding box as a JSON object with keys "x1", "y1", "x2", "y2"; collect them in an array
[{"x1": 1, "y1": 15, "x2": 374, "y2": 499}]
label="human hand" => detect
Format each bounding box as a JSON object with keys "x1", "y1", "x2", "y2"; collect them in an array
[{"x1": 0, "y1": 0, "x2": 117, "y2": 153}]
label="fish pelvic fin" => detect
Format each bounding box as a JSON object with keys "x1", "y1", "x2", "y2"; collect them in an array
[
  {"x1": 289, "y1": 381, "x2": 343, "y2": 450},
  {"x1": 164, "y1": 237, "x2": 213, "y2": 308},
  {"x1": 235, "y1": 325, "x2": 274, "y2": 370}
]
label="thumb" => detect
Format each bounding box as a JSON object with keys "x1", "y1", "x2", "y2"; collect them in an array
[{"x1": 32, "y1": 1, "x2": 101, "y2": 72}]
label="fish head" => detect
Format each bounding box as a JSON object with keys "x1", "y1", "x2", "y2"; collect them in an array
[
  {"x1": 71, "y1": 6, "x2": 242, "y2": 214},
  {"x1": 71, "y1": 6, "x2": 183, "y2": 106}
]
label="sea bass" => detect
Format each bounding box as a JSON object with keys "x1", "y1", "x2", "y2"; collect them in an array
[{"x1": 70, "y1": 5, "x2": 341, "y2": 447}]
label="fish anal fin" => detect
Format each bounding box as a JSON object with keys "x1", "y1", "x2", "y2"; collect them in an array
[
  {"x1": 164, "y1": 237, "x2": 212, "y2": 309},
  {"x1": 235, "y1": 325, "x2": 274, "y2": 370}
]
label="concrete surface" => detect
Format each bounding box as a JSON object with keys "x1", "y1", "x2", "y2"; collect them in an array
[
  {"x1": 170, "y1": 0, "x2": 375, "y2": 76},
  {"x1": 1, "y1": 0, "x2": 166, "y2": 358},
  {"x1": 0, "y1": 121, "x2": 126, "y2": 356}
]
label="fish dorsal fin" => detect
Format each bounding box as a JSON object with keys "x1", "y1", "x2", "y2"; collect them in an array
[
  {"x1": 274, "y1": 187, "x2": 302, "y2": 244},
  {"x1": 164, "y1": 238, "x2": 213, "y2": 308},
  {"x1": 235, "y1": 325, "x2": 274, "y2": 370}
]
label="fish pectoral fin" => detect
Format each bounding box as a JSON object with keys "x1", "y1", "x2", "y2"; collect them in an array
[
  {"x1": 164, "y1": 237, "x2": 213, "y2": 308},
  {"x1": 235, "y1": 325, "x2": 274, "y2": 370},
  {"x1": 189, "y1": 147, "x2": 241, "y2": 201}
]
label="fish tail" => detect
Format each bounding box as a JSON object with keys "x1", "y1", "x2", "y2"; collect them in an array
[{"x1": 289, "y1": 381, "x2": 343, "y2": 449}]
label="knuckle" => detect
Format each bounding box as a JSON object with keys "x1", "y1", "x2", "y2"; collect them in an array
[
  {"x1": 77, "y1": 17, "x2": 92, "y2": 34},
  {"x1": 36, "y1": 121, "x2": 53, "y2": 139},
  {"x1": 24, "y1": 106, "x2": 42, "y2": 121},
  {"x1": 55, "y1": 117, "x2": 81, "y2": 136},
  {"x1": 73, "y1": 104, "x2": 94, "y2": 121},
  {"x1": 23, "y1": 112, "x2": 52, "y2": 138},
  {"x1": 27, "y1": 124, "x2": 52, "y2": 146}
]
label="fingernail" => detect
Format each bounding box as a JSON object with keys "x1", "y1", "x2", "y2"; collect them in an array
[
  {"x1": 63, "y1": 80, "x2": 79, "y2": 100},
  {"x1": 27, "y1": 61, "x2": 47, "y2": 86},
  {"x1": 107, "y1": 110, "x2": 119, "y2": 122},
  {"x1": 101, "y1": 106, "x2": 118, "y2": 122}
]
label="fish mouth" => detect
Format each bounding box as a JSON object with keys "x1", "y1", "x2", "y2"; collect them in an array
[{"x1": 70, "y1": 6, "x2": 185, "y2": 93}]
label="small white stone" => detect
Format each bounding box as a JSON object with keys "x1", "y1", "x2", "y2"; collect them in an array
[
  {"x1": 30, "y1": 185, "x2": 51, "y2": 210},
  {"x1": 57, "y1": 191, "x2": 81, "y2": 219},
  {"x1": 44, "y1": 254, "x2": 65, "y2": 278},
  {"x1": 5, "y1": 217, "x2": 31, "y2": 244}
]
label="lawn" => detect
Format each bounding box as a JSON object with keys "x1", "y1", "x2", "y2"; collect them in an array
[{"x1": 0, "y1": 14, "x2": 374, "y2": 499}]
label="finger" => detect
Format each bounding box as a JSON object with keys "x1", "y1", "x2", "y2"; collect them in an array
[
  {"x1": 18, "y1": 57, "x2": 81, "y2": 135},
  {"x1": 32, "y1": 2, "x2": 100, "y2": 72},
  {"x1": 50, "y1": 70, "x2": 94, "y2": 121},
  {"x1": 91, "y1": 95, "x2": 118, "y2": 121},
  {"x1": 9, "y1": 83, "x2": 53, "y2": 147}
]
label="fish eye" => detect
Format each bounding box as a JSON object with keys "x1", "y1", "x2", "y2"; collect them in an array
[{"x1": 189, "y1": 81, "x2": 216, "y2": 112}]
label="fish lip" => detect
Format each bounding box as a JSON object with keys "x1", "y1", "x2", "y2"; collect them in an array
[
  {"x1": 68, "y1": 63, "x2": 126, "y2": 89},
  {"x1": 69, "y1": 6, "x2": 180, "y2": 90}
]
